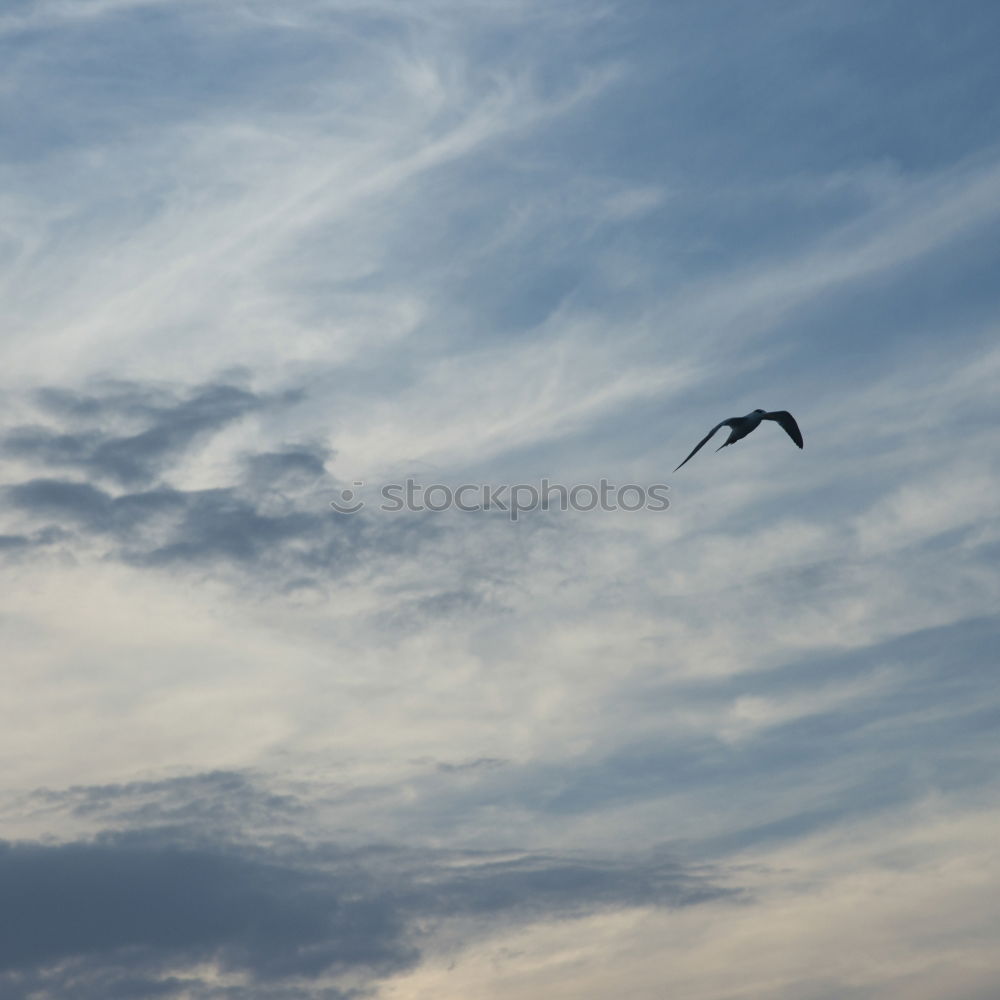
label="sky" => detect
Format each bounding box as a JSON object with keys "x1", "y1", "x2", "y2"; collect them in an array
[{"x1": 2, "y1": 1, "x2": 1000, "y2": 997}]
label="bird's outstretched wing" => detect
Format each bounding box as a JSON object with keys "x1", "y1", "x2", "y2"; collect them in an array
[
  {"x1": 762, "y1": 410, "x2": 803, "y2": 448},
  {"x1": 674, "y1": 420, "x2": 731, "y2": 471}
]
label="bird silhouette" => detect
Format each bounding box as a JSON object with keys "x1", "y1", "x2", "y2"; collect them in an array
[{"x1": 674, "y1": 409, "x2": 803, "y2": 471}]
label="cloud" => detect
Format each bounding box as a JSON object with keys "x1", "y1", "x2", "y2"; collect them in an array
[
  {"x1": 6, "y1": 478, "x2": 120, "y2": 531},
  {"x1": 0, "y1": 834, "x2": 417, "y2": 998},
  {"x1": 0, "y1": 527, "x2": 68, "y2": 551},
  {"x1": 0, "y1": 0, "x2": 615, "y2": 389},
  {"x1": 0, "y1": 377, "x2": 440, "y2": 588},
  {"x1": 3, "y1": 472, "x2": 390, "y2": 578},
  {"x1": 5, "y1": 380, "x2": 295, "y2": 487},
  {"x1": 28, "y1": 770, "x2": 305, "y2": 832},
  {"x1": 242, "y1": 447, "x2": 331, "y2": 490},
  {"x1": 1, "y1": 770, "x2": 732, "y2": 1000}
]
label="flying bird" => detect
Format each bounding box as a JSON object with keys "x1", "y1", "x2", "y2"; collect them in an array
[{"x1": 674, "y1": 409, "x2": 803, "y2": 471}]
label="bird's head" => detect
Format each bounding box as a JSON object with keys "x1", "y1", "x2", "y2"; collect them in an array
[{"x1": 753, "y1": 408, "x2": 766, "y2": 414}]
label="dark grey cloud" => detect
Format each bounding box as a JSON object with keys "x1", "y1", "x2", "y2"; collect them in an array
[
  {"x1": 434, "y1": 757, "x2": 508, "y2": 774},
  {"x1": 33, "y1": 384, "x2": 175, "y2": 422},
  {"x1": 6, "y1": 478, "x2": 126, "y2": 532},
  {"x1": 6, "y1": 380, "x2": 298, "y2": 488},
  {"x1": 1, "y1": 379, "x2": 437, "y2": 586},
  {"x1": 132, "y1": 490, "x2": 322, "y2": 567},
  {"x1": 0, "y1": 833, "x2": 415, "y2": 999},
  {"x1": 1, "y1": 380, "x2": 539, "y2": 621},
  {"x1": 242, "y1": 447, "x2": 332, "y2": 491},
  {"x1": 0, "y1": 527, "x2": 70, "y2": 560},
  {"x1": 0, "y1": 533, "x2": 33, "y2": 550},
  {"x1": 4, "y1": 478, "x2": 312, "y2": 570},
  {"x1": 0, "y1": 528, "x2": 67, "y2": 549},
  {"x1": 29, "y1": 771, "x2": 305, "y2": 835},
  {"x1": 2, "y1": 771, "x2": 733, "y2": 1000}
]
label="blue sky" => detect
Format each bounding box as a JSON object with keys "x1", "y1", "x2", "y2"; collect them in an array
[{"x1": 2, "y1": 1, "x2": 1000, "y2": 997}]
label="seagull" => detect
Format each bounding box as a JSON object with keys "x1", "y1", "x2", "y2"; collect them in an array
[{"x1": 674, "y1": 409, "x2": 803, "y2": 471}]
